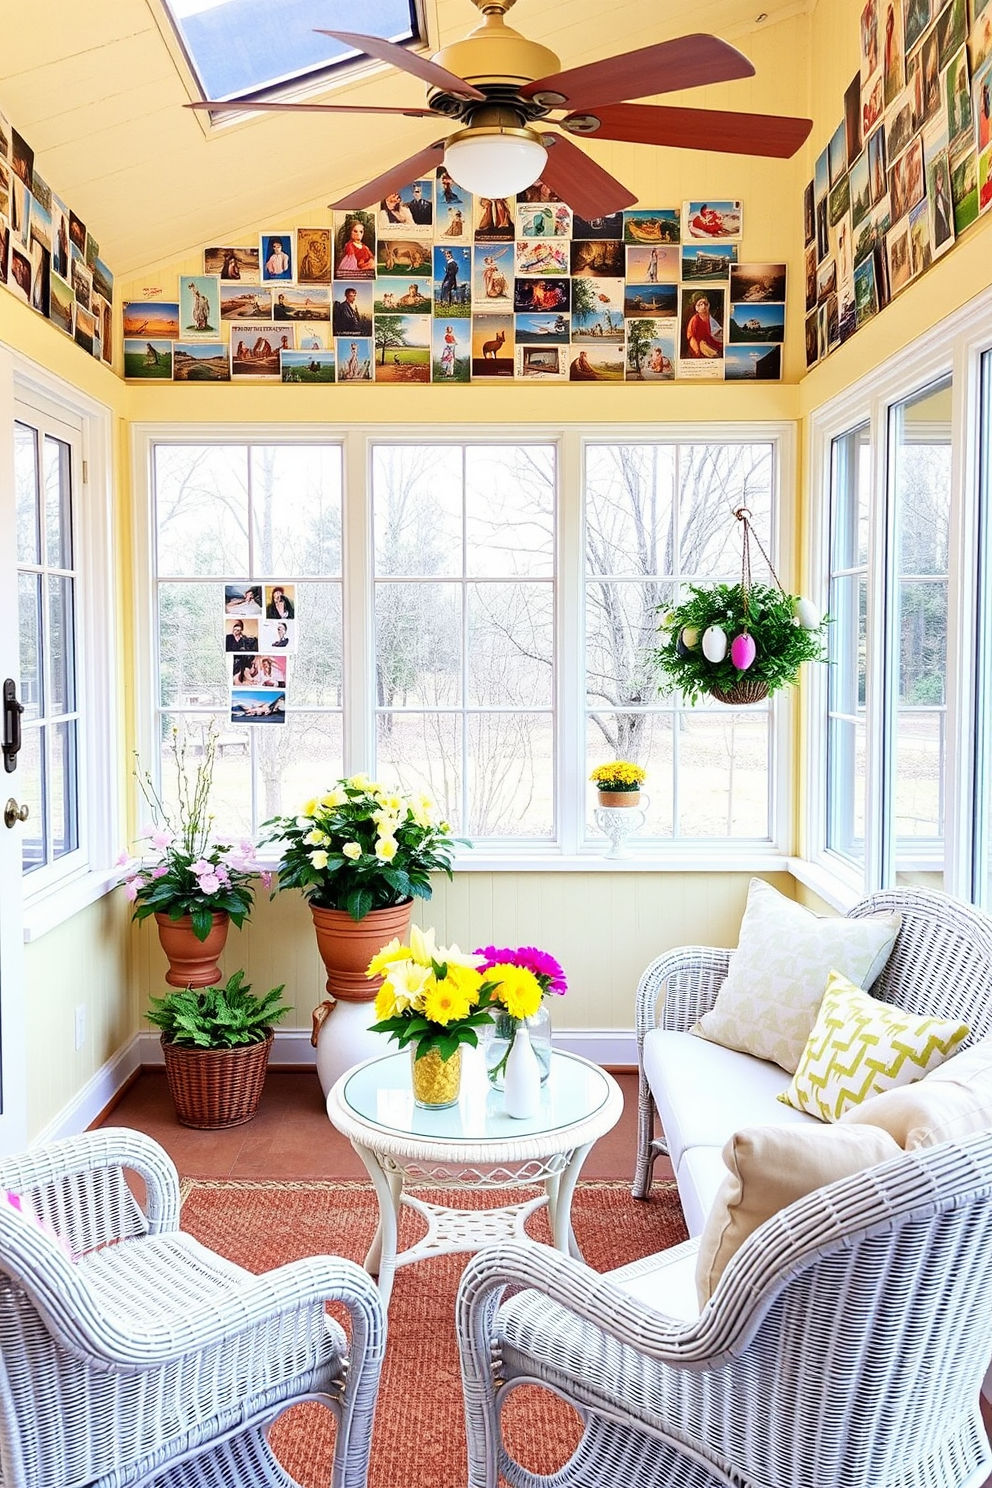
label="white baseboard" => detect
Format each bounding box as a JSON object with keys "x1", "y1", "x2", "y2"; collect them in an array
[
  {"x1": 33, "y1": 1034, "x2": 144, "y2": 1147},
  {"x1": 137, "y1": 1027, "x2": 637, "y2": 1069}
]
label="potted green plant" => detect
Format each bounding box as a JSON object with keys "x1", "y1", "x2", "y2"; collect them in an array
[
  {"x1": 589, "y1": 760, "x2": 647, "y2": 807},
  {"x1": 653, "y1": 581, "x2": 827, "y2": 705},
  {"x1": 262, "y1": 775, "x2": 462, "y2": 1094},
  {"x1": 146, "y1": 970, "x2": 291, "y2": 1128},
  {"x1": 122, "y1": 727, "x2": 258, "y2": 987}
]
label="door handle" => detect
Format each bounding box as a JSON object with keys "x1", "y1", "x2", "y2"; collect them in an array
[
  {"x1": 4, "y1": 798, "x2": 29, "y2": 830},
  {"x1": 3, "y1": 678, "x2": 24, "y2": 774}
]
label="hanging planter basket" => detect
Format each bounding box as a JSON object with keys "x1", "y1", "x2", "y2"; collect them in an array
[{"x1": 651, "y1": 508, "x2": 828, "y2": 707}]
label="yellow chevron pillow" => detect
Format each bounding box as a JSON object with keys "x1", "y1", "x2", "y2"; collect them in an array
[{"x1": 779, "y1": 970, "x2": 970, "y2": 1122}]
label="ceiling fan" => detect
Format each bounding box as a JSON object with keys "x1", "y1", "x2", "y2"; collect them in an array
[{"x1": 187, "y1": 0, "x2": 812, "y2": 220}]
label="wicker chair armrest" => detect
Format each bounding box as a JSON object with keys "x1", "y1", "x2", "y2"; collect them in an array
[
  {"x1": 24, "y1": 1251, "x2": 385, "y2": 1377},
  {"x1": 0, "y1": 1128, "x2": 180, "y2": 1248},
  {"x1": 635, "y1": 947, "x2": 732, "y2": 1041}
]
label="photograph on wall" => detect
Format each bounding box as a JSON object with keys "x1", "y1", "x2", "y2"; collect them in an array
[
  {"x1": 281, "y1": 348, "x2": 336, "y2": 382},
  {"x1": 436, "y1": 166, "x2": 471, "y2": 224},
  {"x1": 905, "y1": 0, "x2": 932, "y2": 54},
  {"x1": 729, "y1": 262, "x2": 787, "y2": 302},
  {"x1": 435, "y1": 195, "x2": 470, "y2": 242},
  {"x1": 0, "y1": 160, "x2": 8, "y2": 220},
  {"x1": 570, "y1": 238, "x2": 623, "y2": 275},
  {"x1": 231, "y1": 325, "x2": 294, "y2": 378},
  {"x1": 729, "y1": 301, "x2": 785, "y2": 342},
  {"x1": 432, "y1": 244, "x2": 471, "y2": 312},
  {"x1": 570, "y1": 276, "x2": 624, "y2": 340},
  {"x1": 978, "y1": 143, "x2": 992, "y2": 213},
  {"x1": 259, "y1": 232, "x2": 294, "y2": 282},
  {"x1": 624, "y1": 319, "x2": 675, "y2": 380},
  {"x1": 517, "y1": 177, "x2": 562, "y2": 204},
  {"x1": 679, "y1": 285, "x2": 725, "y2": 362},
  {"x1": 124, "y1": 299, "x2": 179, "y2": 338},
  {"x1": 220, "y1": 285, "x2": 272, "y2": 319},
  {"x1": 0, "y1": 217, "x2": 8, "y2": 287},
  {"x1": 804, "y1": 180, "x2": 816, "y2": 244},
  {"x1": 568, "y1": 344, "x2": 624, "y2": 380},
  {"x1": 889, "y1": 135, "x2": 926, "y2": 220},
  {"x1": 232, "y1": 654, "x2": 287, "y2": 688},
  {"x1": 975, "y1": 56, "x2": 992, "y2": 151},
  {"x1": 626, "y1": 242, "x2": 679, "y2": 282},
  {"x1": 226, "y1": 585, "x2": 263, "y2": 616},
  {"x1": 470, "y1": 313, "x2": 513, "y2": 377},
  {"x1": 473, "y1": 244, "x2": 514, "y2": 306},
  {"x1": 333, "y1": 211, "x2": 376, "y2": 279},
  {"x1": 231, "y1": 689, "x2": 285, "y2": 724},
  {"x1": 682, "y1": 200, "x2": 742, "y2": 241},
  {"x1": 174, "y1": 344, "x2": 231, "y2": 385},
  {"x1": 951, "y1": 142, "x2": 979, "y2": 230},
  {"x1": 845, "y1": 70, "x2": 863, "y2": 160},
  {"x1": 883, "y1": 0, "x2": 907, "y2": 101},
  {"x1": 383, "y1": 179, "x2": 434, "y2": 235},
  {"x1": 805, "y1": 309, "x2": 819, "y2": 367},
  {"x1": 623, "y1": 281, "x2": 678, "y2": 317},
  {"x1": 10, "y1": 177, "x2": 30, "y2": 248},
  {"x1": 124, "y1": 337, "x2": 173, "y2": 378},
  {"x1": 84, "y1": 229, "x2": 98, "y2": 269},
  {"x1": 563, "y1": 210, "x2": 618, "y2": 241},
  {"x1": 514, "y1": 343, "x2": 566, "y2": 379},
  {"x1": 828, "y1": 120, "x2": 849, "y2": 184},
  {"x1": 725, "y1": 344, "x2": 782, "y2": 380},
  {"x1": 30, "y1": 239, "x2": 50, "y2": 316},
  {"x1": 295, "y1": 227, "x2": 332, "y2": 283},
  {"x1": 264, "y1": 584, "x2": 296, "y2": 621},
  {"x1": 946, "y1": 45, "x2": 974, "y2": 146},
  {"x1": 373, "y1": 313, "x2": 431, "y2": 381},
  {"x1": 48, "y1": 196, "x2": 68, "y2": 278},
  {"x1": 179, "y1": 274, "x2": 220, "y2": 336},
  {"x1": 514, "y1": 311, "x2": 569, "y2": 342},
  {"x1": 866, "y1": 124, "x2": 888, "y2": 201},
  {"x1": 513, "y1": 275, "x2": 570, "y2": 314},
  {"x1": 432, "y1": 319, "x2": 471, "y2": 381},
  {"x1": 378, "y1": 236, "x2": 432, "y2": 278},
  {"x1": 11, "y1": 128, "x2": 33, "y2": 188},
  {"x1": 260, "y1": 618, "x2": 295, "y2": 652},
  {"x1": 74, "y1": 306, "x2": 95, "y2": 354},
  {"x1": 473, "y1": 195, "x2": 514, "y2": 241},
  {"x1": 850, "y1": 150, "x2": 872, "y2": 224},
  {"x1": 92, "y1": 255, "x2": 113, "y2": 303},
  {"x1": 516, "y1": 201, "x2": 569, "y2": 238},
  {"x1": 862, "y1": 72, "x2": 885, "y2": 137},
  {"x1": 828, "y1": 171, "x2": 852, "y2": 227},
  {"x1": 48, "y1": 270, "x2": 73, "y2": 334},
  {"x1": 623, "y1": 208, "x2": 679, "y2": 243},
  {"x1": 805, "y1": 243, "x2": 818, "y2": 310},
  {"x1": 973, "y1": 0, "x2": 992, "y2": 70},
  {"x1": 862, "y1": 0, "x2": 882, "y2": 78},
  {"x1": 854, "y1": 253, "x2": 880, "y2": 325},
  {"x1": 516, "y1": 238, "x2": 570, "y2": 276},
  {"x1": 374, "y1": 279, "x2": 429, "y2": 315},
  {"x1": 0, "y1": 110, "x2": 8, "y2": 159},
  {"x1": 927, "y1": 145, "x2": 956, "y2": 254},
  {"x1": 817, "y1": 255, "x2": 838, "y2": 300},
  {"x1": 7, "y1": 242, "x2": 31, "y2": 304},
  {"x1": 272, "y1": 285, "x2": 330, "y2": 321},
  {"x1": 919, "y1": 28, "x2": 944, "y2": 124},
  {"x1": 681, "y1": 241, "x2": 737, "y2": 280},
  {"x1": 70, "y1": 253, "x2": 92, "y2": 310},
  {"x1": 938, "y1": 0, "x2": 968, "y2": 67},
  {"x1": 225, "y1": 617, "x2": 259, "y2": 651},
  {"x1": 908, "y1": 195, "x2": 934, "y2": 273},
  {"x1": 336, "y1": 337, "x2": 373, "y2": 380},
  {"x1": 205, "y1": 245, "x2": 260, "y2": 282}
]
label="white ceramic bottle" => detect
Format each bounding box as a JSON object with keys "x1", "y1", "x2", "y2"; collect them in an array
[{"x1": 503, "y1": 1022, "x2": 541, "y2": 1119}]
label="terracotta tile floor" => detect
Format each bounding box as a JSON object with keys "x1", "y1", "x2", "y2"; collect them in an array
[{"x1": 100, "y1": 1067, "x2": 992, "y2": 1480}]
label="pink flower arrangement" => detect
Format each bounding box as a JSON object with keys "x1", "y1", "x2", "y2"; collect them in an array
[{"x1": 473, "y1": 944, "x2": 568, "y2": 997}]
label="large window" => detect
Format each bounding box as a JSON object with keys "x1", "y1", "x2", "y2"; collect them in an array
[
  {"x1": 143, "y1": 428, "x2": 792, "y2": 855},
  {"x1": 826, "y1": 423, "x2": 869, "y2": 868},
  {"x1": 584, "y1": 442, "x2": 775, "y2": 841}
]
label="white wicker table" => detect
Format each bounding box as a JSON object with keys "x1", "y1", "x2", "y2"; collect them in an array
[{"x1": 326, "y1": 1048, "x2": 623, "y2": 1305}]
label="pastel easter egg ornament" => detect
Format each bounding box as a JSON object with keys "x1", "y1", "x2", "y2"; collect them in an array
[
  {"x1": 730, "y1": 632, "x2": 757, "y2": 671},
  {"x1": 676, "y1": 625, "x2": 700, "y2": 659},
  {"x1": 701, "y1": 625, "x2": 728, "y2": 663},
  {"x1": 793, "y1": 596, "x2": 820, "y2": 630}
]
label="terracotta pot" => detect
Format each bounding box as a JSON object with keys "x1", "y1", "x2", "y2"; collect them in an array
[
  {"x1": 596, "y1": 788, "x2": 641, "y2": 808},
  {"x1": 310, "y1": 899, "x2": 414, "y2": 1003},
  {"x1": 162, "y1": 1032, "x2": 273, "y2": 1128},
  {"x1": 155, "y1": 912, "x2": 229, "y2": 988}
]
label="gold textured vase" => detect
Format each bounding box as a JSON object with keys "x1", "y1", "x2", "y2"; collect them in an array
[{"x1": 411, "y1": 1044, "x2": 462, "y2": 1110}]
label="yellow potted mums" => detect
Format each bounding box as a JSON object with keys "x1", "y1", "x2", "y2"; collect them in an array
[
  {"x1": 590, "y1": 760, "x2": 647, "y2": 807},
  {"x1": 368, "y1": 928, "x2": 545, "y2": 1109}
]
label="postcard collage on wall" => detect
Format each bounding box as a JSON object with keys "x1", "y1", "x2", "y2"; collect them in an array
[
  {"x1": 804, "y1": 0, "x2": 992, "y2": 364},
  {"x1": 224, "y1": 584, "x2": 296, "y2": 725},
  {"x1": 0, "y1": 107, "x2": 114, "y2": 364},
  {"x1": 123, "y1": 183, "x2": 786, "y2": 385}
]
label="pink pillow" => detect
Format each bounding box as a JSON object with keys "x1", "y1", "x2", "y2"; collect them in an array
[{"x1": 3, "y1": 1191, "x2": 75, "y2": 1261}]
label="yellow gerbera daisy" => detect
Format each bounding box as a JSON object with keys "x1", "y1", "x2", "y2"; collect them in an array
[
  {"x1": 488, "y1": 963, "x2": 543, "y2": 1019},
  {"x1": 423, "y1": 977, "x2": 473, "y2": 1026},
  {"x1": 366, "y1": 937, "x2": 411, "y2": 979},
  {"x1": 374, "y1": 981, "x2": 401, "y2": 1021},
  {"x1": 443, "y1": 962, "x2": 483, "y2": 1001}
]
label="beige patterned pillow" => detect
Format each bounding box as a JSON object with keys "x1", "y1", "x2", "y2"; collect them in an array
[{"x1": 692, "y1": 879, "x2": 901, "y2": 1072}]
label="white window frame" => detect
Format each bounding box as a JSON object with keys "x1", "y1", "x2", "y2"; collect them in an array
[
  {"x1": 800, "y1": 285, "x2": 992, "y2": 910},
  {"x1": 4, "y1": 354, "x2": 120, "y2": 941},
  {"x1": 133, "y1": 420, "x2": 796, "y2": 871}
]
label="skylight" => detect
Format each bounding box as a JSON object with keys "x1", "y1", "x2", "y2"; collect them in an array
[{"x1": 163, "y1": 0, "x2": 423, "y2": 102}]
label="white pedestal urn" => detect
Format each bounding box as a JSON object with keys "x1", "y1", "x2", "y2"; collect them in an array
[{"x1": 310, "y1": 898, "x2": 413, "y2": 1098}]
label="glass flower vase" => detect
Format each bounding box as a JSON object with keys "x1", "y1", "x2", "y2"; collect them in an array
[
  {"x1": 484, "y1": 1003, "x2": 552, "y2": 1089},
  {"x1": 410, "y1": 1043, "x2": 462, "y2": 1109}
]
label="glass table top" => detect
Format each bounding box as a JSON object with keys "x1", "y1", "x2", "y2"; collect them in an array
[{"x1": 340, "y1": 1048, "x2": 615, "y2": 1144}]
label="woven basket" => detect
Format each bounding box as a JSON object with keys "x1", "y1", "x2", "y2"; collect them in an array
[
  {"x1": 710, "y1": 677, "x2": 771, "y2": 705},
  {"x1": 162, "y1": 1032, "x2": 274, "y2": 1129}
]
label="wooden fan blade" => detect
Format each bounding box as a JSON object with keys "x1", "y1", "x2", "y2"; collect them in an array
[
  {"x1": 329, "y1": 143, "x2": 446, "y2": 209},
  {"x1": 186, "y1": 100, "x2": 438, "y2": 117},
  {"x1": 563, "y1": 102, "x2": 813, "y2": 158},
  {"x1": 522, "y1": 34, "x2": 754, "y2": 108},
  {"x1": 315, "y1": 30, "x2": 485, "y2": 100},
  {"x1": 539, "y1": 135, "x2": 638, "y2": 219}
]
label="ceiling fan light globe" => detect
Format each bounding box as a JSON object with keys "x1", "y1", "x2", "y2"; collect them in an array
[{"x1": 444, "y1": 132, "x2": 547, "y2": 198}]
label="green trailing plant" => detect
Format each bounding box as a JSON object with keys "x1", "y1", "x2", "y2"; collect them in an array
[
  {"x1": 146, "y1": 970, "x2": 290, "y2": 1049},
  {"x1": 652, "y1": 582, "x2": 828, "y2": 704}
]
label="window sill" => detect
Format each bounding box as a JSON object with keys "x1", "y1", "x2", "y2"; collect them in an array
[
  {"x1": 249, "y1": 847, "x2": 791, "y2": 875},
  {"x1": 23, "y1": 868, "x2": 121, "y2": 943},
  {"x1": 787, "y1": 856, "x2": 864, "y2": 913}
]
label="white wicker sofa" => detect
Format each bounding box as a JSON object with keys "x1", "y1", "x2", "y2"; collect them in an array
[{"x1": 633, "y1": 886, "x2": 992, "y2": 1233}]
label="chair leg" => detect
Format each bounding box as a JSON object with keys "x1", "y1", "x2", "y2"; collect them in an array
[{"x1": 632, "y1": 1077, "x2": 664, "y2": 1200}]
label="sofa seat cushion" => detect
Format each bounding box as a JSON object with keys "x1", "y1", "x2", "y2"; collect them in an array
[
  {"x1": 676, "y1": 1147, "x2": 731, "y2": 1238},
  {"x1": 643, "y1": 1028, "x2": 814, "y2": 1172}
]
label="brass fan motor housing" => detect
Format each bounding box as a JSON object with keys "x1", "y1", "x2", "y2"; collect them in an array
[{"x1": 431, "y1": 9, "x2": 560, "y2": 91}]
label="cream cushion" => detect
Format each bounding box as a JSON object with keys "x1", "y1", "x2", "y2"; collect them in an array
[
  {"x1": 695, "y1": 1122, "x2": 902, "y2": 1305},
  {"x1": 692, "y1": 878, "x2": 901, "y2": 1072},
  {"x1": 779, "y1": 970, "x2": 970, "y2": 1122},
  {"x1": 840, "y1": 1037, "x2": 992, "y2": 1148}
]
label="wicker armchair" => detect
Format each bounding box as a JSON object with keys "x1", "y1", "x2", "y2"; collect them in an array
[
  {"x1": 0, "y1": 1127, "x2": 385, "y2": 1488},
  {"x1": 458, "y1": 1132, "x2": 992, "y2": 1488},
  {"x1": 634, "y1": 886, "x2": 992, "y2": 1200}
]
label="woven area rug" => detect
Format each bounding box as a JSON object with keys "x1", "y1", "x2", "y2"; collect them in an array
[{"x1": 178, "y1": 1177, "x2": 688, "y2": 1488}]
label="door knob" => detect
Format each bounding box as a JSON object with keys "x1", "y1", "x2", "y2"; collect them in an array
[{"x1": 4, "y1": 798, "x2": 29, "y2": 829}]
